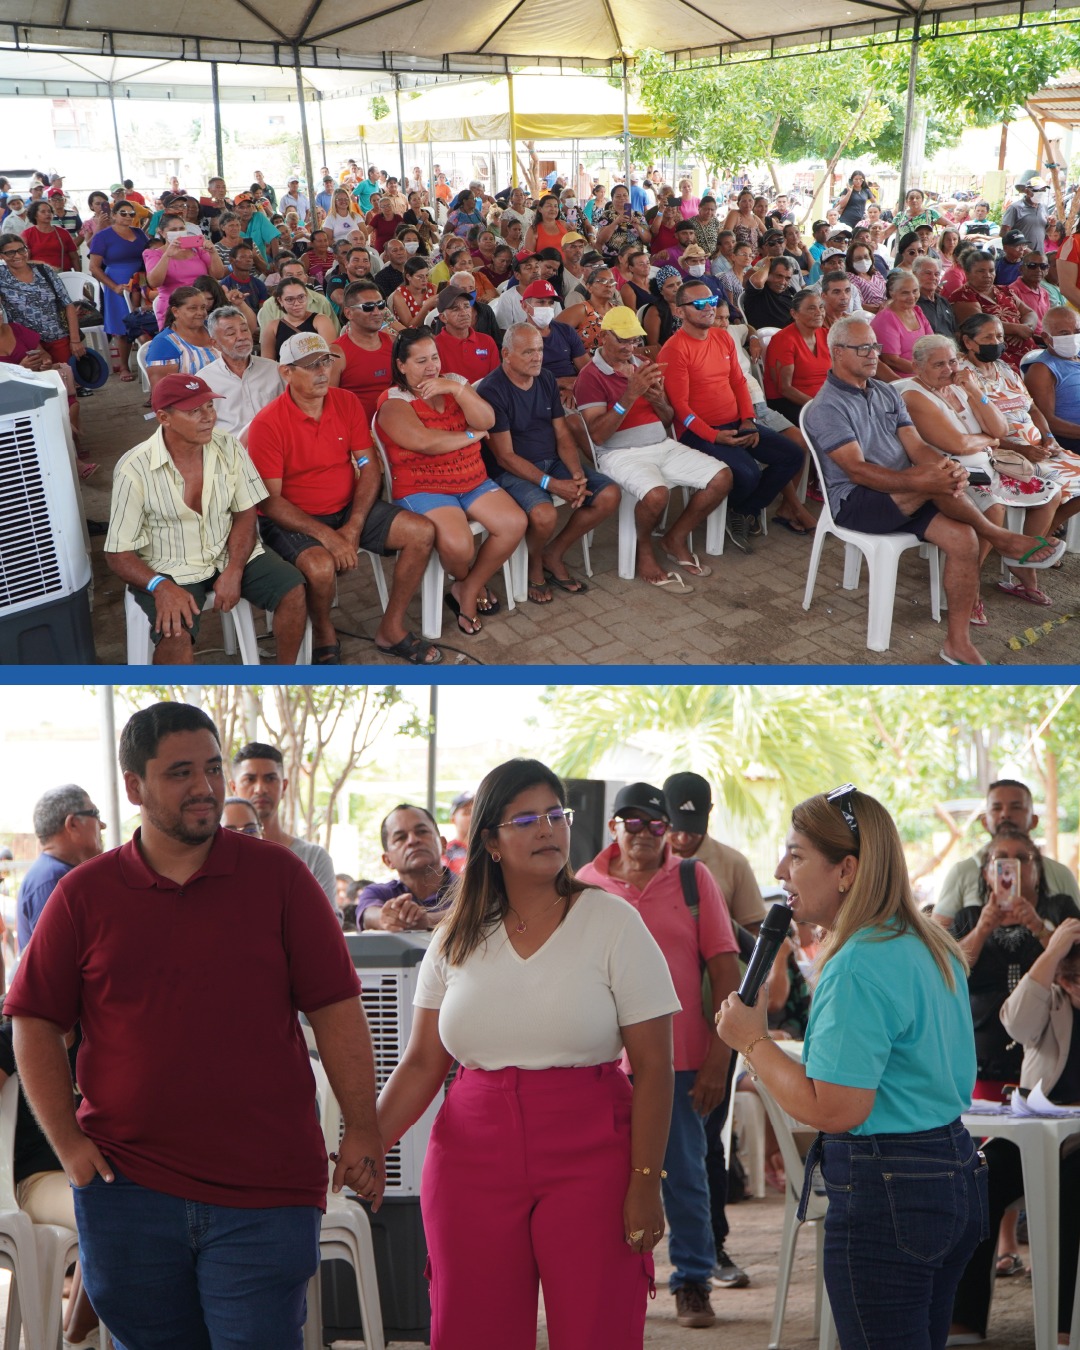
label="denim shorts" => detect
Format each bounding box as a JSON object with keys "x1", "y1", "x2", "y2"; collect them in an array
[{"x1": 394, "y1": 478, "x2": 500, "y2": 515}]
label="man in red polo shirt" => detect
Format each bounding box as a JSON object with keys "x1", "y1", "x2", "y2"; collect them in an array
[
  {"x1": 433, "y1": 285, "x2": 501, "y2": 382},
  {"x1": 6, "y1": 700, "x2": 383, "y2": 1350},
  {"x1": 247, "y1": 332, "x2": 441, "y2": 666},
  {"x1": 330, "y1": 278, "x2": 395, "y2": 424}
]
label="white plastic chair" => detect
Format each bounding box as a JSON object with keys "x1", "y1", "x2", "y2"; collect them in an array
[
  {"x1": 799, "y1": 405, "x2": 942, "y2": 652},
  {"x1": 134, "y1": 336, "x2": 151, "y2": 393},
  {"x1": 58, "y1": 272, "x2": 109, "y2": 363},
  {"x1": 755, "y1": 1077, "x2": 835, "y2": 1350},
  {"x1": 371, "y1": 419, "x2": 520, "y2": 640},
  {"x1": 124, "y1": 587, "x2": 261, "y2": 665},
  {"x1": 508, "y1": 495, "x2": 593, "y2": 603},
  {"x1": 0, "y1": 1076, "x2": 49, "y2": 1350},
  {"x1": 305, "y1": 1060, "x2": 385, "y2": 1350},
  {"x1": 732, "y1": 1090, "x2": 768, "y2": 1200}
]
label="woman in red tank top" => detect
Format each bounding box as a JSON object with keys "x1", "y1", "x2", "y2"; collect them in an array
[
  {"x1": 375, "y1": 328, "x2": 527, "y2": 635},
  {"x1": 391, "y1": 256, "x2": 438, "y2": 328},
  {"x1": 525, "y1": 195, "x2": 569, "y2": 257}
]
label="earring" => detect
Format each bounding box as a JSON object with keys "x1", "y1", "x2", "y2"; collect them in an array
[
  {"x1": 491, "y1": 851, "x2": 501, "y2": 863},
  {"x1": 838, "y1": 883, "x2": 846, "y2": 894}
]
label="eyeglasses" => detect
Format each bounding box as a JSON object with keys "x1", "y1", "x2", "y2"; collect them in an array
[
  {"x1": 987, "y1": 852, "x2": 1037, "y2": 865},
  {"x1": 495, "y1": 808, "x2": 575, "y2": 831},
  {"x1": 835, "y1": 342, "x2": 883, "y2": 357},
  {"x1": 292, "y1": 356, "x2": 335, "y2": 371},
  {"x1": 617, "y1": 816, "x2": 668, "y2": 837},
  {"x1": 225, "y1": 822, "x2": 261, "y2": 836},
  {"x1": 1, "y1": 245, "x2": 27, "y2": 257},
  {"x1": 72, "y1": 809, "x2": 105, "y2": 828},
  {"x1": 826, "y1": 784, "x2": 859, "y2": 841},
  {"x1": 348, "y1": 300, "x2": 385, "y2": 312},
  {"x1": 613, "y1": 335, "x2": 643, "y2": 346},
  {"x1": 687, "y1": 296, "x2": 719, "y2": 310}
]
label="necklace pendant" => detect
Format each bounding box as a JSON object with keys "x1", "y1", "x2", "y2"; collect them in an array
[{"x1": 515, "y1": 920, "x2": 527, "y2": 934}]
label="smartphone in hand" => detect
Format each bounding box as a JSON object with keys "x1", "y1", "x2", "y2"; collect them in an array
[{"x1": 993, "y1": 858, "x2": 1020, "y2": 913}]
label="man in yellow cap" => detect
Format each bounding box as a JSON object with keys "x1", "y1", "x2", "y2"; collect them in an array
[{"x1": 575, "y1": 308, "x2": 729, "y2": 591}]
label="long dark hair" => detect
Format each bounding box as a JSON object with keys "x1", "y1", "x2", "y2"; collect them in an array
[
  {"x1": 163, "y1": 285, "x2": 206, "y2": 330},
  {"x1": 439, "y1": 758, "x2": 581, "y2": 966}
]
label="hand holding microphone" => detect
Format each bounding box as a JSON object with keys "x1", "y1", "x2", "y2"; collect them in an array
[{"x1": 714, "y1": 901, "x2": 793, "y2": 1056}]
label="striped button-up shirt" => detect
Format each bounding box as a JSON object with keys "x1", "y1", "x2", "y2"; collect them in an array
[{"x1": 105, "y1": 428, "x2": 266, "y2": 583}]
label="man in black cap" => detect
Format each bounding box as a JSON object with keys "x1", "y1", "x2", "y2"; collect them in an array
[
  {"x1": 995, "y1": 229, "x2": 1029, "y2": 288},
  {"x1": 577, "y1": 783, "x2": 741, "y2": 1329}
]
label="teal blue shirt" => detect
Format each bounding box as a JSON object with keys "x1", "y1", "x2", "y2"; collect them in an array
[
  {"x1": 803, "y1": 925, "x2": 975, "y2": 1136},
  {"x1": 354, "y1": 180, "x2": 380, "y2": 212},
  {"x1": 242, "y1": 212, "x2": 279, "y2": 262}
]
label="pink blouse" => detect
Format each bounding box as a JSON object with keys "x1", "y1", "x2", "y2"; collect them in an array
[{"x1": 870, "y1": 304, "x2": 933, "y2": 363}]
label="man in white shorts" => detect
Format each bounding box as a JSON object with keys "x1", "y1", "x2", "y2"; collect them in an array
[{"x1": 575, "y1": 309, "x2": 730, "y2": 591}]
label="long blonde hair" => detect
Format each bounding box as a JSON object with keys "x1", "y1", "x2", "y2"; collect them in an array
[{"x1": 792, "y1": 790, "x2": 967, "y2": 989}]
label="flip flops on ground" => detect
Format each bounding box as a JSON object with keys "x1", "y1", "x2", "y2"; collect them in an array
[
  {"x1": 1001, "y1": 536, "x2": 1066, "y2": 571},
  {"x1": 998, "y1": 579, "x2": 1052, "y2": 606},
  {"x1": 939, "y1": 649, "x2": 992, "y2": 666},
  {"x1": 374, "y1": 631, "x2": 443, "y2": 665},
  {"x1": 543, "y1": 568, "x2": 588, "y2": 594},
  {"x1": 772, "y1": 516, "x2": 814, "y2": 536},
  {"x1": 969, "y1": 598, "x2": 988, "y2": 627},
  {"x1": 995, "y1": 1253, "x2": 1025, "y2": 1277},
  {"x1": 312, "y1": 643, "x2": 341, "y2": 665},
  {"x1": 475, "y1": 587, "x2": 500, "y2": 615},
  {"x1": 664, "y1": 550, "x2": 713, "y2": 578},
  {"x1": 527, "y1": 582, "x2": 553, "y2": 604},
  {"x1": 645, "y1": 572, "x2": 694, "y2": 595},
  {"x1": 444, "y1": 593, "x2": 481, "y2": 635}
]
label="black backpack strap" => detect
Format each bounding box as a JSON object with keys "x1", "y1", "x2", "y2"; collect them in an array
[{"x1": 678, "y1": 857, "x2": 700, "y2": 920}]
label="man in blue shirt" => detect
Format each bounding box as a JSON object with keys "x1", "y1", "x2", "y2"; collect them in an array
[
  {"x1": 223, "y1": 244, "x2": 269, "y2": 311},
  {"x1": 629, "y1": 174, "x2": 649, "y2": 215},
  {"x1": 356, "y1": 805, "x2": 452, "y2": 931},
  {"x1": 17, "y1": 785, "x2": 104, "y2": 950},
  {"x1": 315, "y1": 176, "x2": 336, "y2": 214}
]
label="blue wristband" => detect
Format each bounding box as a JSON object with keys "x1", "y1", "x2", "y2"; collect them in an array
[
  {"x1": 540, "y1": 474, "x2": 551, "y2": 491},
  {"x1": 683, "y1": 414, "x2": 694, "y2": 428},
  {"x1": 613, "y1": 401, "x2": 627, "y2": 416},
  {"x1": 145, "y1": 574, "x2": 166, "y2": 593},
  {"x1": 466, "y1": 430, "x2": 475, "y2": 440},
  {"x1": 355, "y1": 455, "x2": 369, "y2": 469}
]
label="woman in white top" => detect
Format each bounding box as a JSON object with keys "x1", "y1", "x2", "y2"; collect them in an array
[{"x1": 377, "y1": 757, "x2": 678, "y2": 1350}]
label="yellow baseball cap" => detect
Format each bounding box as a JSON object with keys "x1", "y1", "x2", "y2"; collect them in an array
[{"x1": 600, "y1": 307, "x2": 647, "y2": 339}]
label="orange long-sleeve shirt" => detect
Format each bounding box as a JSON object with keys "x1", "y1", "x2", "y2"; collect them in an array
[{"x1": 660, "y1": 326, "x2": 754, "y2": 442}]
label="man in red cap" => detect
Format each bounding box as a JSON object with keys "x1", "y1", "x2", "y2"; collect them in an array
[
  {"x1": 104, "y1": 373, "x2": 308, "y2": 664},
  {"x1": 520, "y1": 279, "x2": 587, "y2": 398}
]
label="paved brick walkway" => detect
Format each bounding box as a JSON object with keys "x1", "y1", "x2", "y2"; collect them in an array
[{"x1": 77, "y1": 378, "x2": 1079, "y2": 668}]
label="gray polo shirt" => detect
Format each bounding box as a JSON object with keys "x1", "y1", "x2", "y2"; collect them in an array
[
  {"x1": 1000, "y1": 198, "x2": 1049, "y2": 252},
  {"x1": 803, "y1": 370, "x2": 913, "y2": 515}
]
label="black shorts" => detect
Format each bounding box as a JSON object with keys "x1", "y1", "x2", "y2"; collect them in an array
[
  {"x1": 258, "y1": 499, "x2": 402, "y2": 563},
  {"x1": 130, "y1": 549, "x2": 303, "y2": 645},
  {"x1": 834, "y1": 485, "x2": 939, "y2": 542}
]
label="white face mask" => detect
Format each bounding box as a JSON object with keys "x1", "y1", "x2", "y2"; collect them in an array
[
  {"x1": 403, "y1": 241, "x2": 419, "y2": 254},
  {"x1": 1050, "y1": 332, "x2": 1080, "y2": 358},
  {"x1": 564, "y1": 198, "x2": 576, "y2": 207},
  {"x1": 531, "y1": 306, "x2": 555, "y2": 327},
  {"x1": 852, "y1": 258, "x2": 872, "y2": 274},
  {"x1": 687, "y1": 264, "x2": 706, "y2": 277}
]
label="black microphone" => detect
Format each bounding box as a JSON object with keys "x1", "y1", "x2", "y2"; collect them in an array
[{"x1": 738, "y1": 901, "x2": 794, "y2": 1006}]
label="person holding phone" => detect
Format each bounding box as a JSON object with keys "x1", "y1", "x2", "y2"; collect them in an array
[{"x1": 143, "y1": 212, "x2": 224, "y2": 328}]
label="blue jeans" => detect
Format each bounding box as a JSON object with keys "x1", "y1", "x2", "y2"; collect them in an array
[
  {"x1": 801, "y1": 1120, "x2": 988, "y2": 1350},
  {"x1": 681, "y1": 421, "x2": 804, "y2": 514},
  {"x1": 661, "y1": 1069, "x2": 716, "y2": 1290},
  {"x1": 72, "y1": 1169, "x2": 321, "y2": 1350}
]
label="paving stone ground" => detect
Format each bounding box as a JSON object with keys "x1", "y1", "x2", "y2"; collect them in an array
[{"x1": 73, "y1": 376, "x2": 1079, "y2": 669}]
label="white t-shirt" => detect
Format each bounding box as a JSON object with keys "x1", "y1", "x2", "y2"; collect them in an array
[{"x1": 414, "y1": 887, "x2": 680, "y2": 1070}]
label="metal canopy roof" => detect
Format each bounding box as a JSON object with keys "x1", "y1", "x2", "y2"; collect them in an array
[
  {"x1": 1028, "y1": 79, "x2": 1080, "y2": 127},
  {"x1": 0, "y1": 0, "x2": 1068, "y2": 74}
]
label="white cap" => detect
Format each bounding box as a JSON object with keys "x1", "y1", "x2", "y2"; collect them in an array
[{"x1": 278, "y1": 332, "x2": 342, "y2": 366}]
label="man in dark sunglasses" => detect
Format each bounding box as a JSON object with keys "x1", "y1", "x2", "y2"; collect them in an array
[
  {"x1": 332, "y1": 278, "x2": 394, "y2": 424},
  {"x1": 16, "y1": 784, "x2": 104, "y2": 949},
  {"x1": 578, "y1": 781, "x2": 741, "y2": 1328}
]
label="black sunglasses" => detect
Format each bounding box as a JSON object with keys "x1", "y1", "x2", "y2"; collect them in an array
[
  {"x1": 72, "y1": 809, "x2": 105, "y2": 828},
  {"x1": 826, "y1": 784, "x2": 859, "y2": 842}
]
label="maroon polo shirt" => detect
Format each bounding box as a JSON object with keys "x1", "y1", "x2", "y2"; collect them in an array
[{"x1": 5, "y1": 828, "x2": 361, "y2": 1209}]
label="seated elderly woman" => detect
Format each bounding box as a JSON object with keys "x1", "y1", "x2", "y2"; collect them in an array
[
  {"x1": 950, "y1": 250, "x2": 1037, "y2": 372},
  {"x1": 374, "y1": 327, "x2": 527, "y2": 636},
  {"x1": 870, "y1": 270, "x2": 934, "y2": 376},
  {"x1": 896, "y1": 334, "x2": 1060, "y2": 619},
  {"x1": 144, "y1": 285, "x2": 217, "y2": 388}
]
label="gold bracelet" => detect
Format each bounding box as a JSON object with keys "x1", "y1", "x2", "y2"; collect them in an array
[
  {"x1": 743, "y1": 1033, "x2": 773, "y2": 1081},
  {"x1": 631, "y1": 1165, "x2": 668, "y2": 1179}
]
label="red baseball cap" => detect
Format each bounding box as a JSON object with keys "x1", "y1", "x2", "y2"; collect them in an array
[
  {"x1": 150, "y1": 374, "x2": 223, "y2": 413},
  {"x1": 514, "y1": 249, "x2": 538, "y2": 263},
  {"x1": 520, "y1": 280, "x2": 558, "y2": 300}
]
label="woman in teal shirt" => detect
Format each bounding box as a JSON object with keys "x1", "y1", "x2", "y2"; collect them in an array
[{"x1": 718, "y1": 787, "x2": 987, "y2": 1350}]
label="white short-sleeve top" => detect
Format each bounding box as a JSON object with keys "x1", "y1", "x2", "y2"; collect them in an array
[{"x1": 414, "y1": 887, "x2": 681, "y2": 1070}]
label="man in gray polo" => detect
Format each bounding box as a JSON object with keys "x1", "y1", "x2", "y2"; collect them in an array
[
  {"x1": 1001, "y1": 176, "x2": 1050, "y2": 252},
  {"x1": 803, "y1": 317, "x2": 1065, "y2": 666}
]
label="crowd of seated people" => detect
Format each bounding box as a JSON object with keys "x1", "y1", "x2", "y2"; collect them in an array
[{"x1": 4, "y1": 164, "x2": 1076, "y2": 665}]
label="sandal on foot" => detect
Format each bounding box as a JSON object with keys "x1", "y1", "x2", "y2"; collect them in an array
[
  {"x1": 77, "y1": 461, "x2": 99, "y2": 481},
  {"x1": 970, "y1": 598, "x2": 988, "y2": 627},
  {"x1": 445, "y1": 593, "x2": 482, "y2": 635},
  {"x1": 475, "y1": 587, "x2": 501, "y2": 615},
  {"x1": 374, "y1": 631, "x2": 443, "y2": 665},
  {"x1": 312, "y1": 643, "x2": 341, "y2": 665},
  {"x1": 543, "y1": 568, "x2": 588, "y2": 594},
  {"x1": 645, "y1": 571, "x2": 694, "y2": 595},
  {"x1": 995, "y1": 1253, "x2": 1024, "y2": 1278},
  {"x1": 664, "y1": 550, "x2": 713, "y2": 578},
  {"x1": 773, "y1": 516, "x2": 813, "y2": 536},
  {"x1": 1001, "y1": 536, "x2": 1066, "y2": 570},
  {"x1": 997, "y1": 579, "x2": 1052, "y2": 607},
  {"x1": 527, "y1": 582, "x2": 553, "y2": 604},
  {"x1": 940, "y1": 648, "x2": 992, "y2": 667}
]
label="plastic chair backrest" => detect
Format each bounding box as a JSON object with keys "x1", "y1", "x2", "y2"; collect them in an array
[
  {"x1": 798, "y1": 405, "x2": 838, "y2": 529},
  {"x1": 0, "y1": 1075, "x2": 22, "y2": 1214},
  {"x1": 369, "y1": 417, "x2": 396, "y2": 500},
  {"x1": 754, "y1": 1076, "x2": 814, "y2": 1202}
]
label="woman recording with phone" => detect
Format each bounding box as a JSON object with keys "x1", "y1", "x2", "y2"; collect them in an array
[{"x1": 716, "y1": 786, "x2": 987, "y2": 1350}]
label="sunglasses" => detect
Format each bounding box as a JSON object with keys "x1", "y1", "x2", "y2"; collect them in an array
[
  {"x1": 348, "y1": 300, "x2": 385, "y2": 312},
  {"x1": 72, "y1": 809, "x2": 105, "y2": 827},
  {"x1": 495, "y1": 808, "x2": 575, "y2": 831},
  {"x1": 826, "y1": 784, "x2": 859, "y2": 842},
  {"x1": 687, "y1": 296, "x2": 719, "y2": 310},
  {"x1": 987, "y1": 852, "x2": 1036, "y2": 865},
  {"x1": 1023, "y1": 262, "x2": 1049, "y2": 270},
  {"x1": 618, "y1": 816, "x2": 668, "y2": 837},
  {"x1": 115, "y1": 210, "x2": 136, "y2": 218}
]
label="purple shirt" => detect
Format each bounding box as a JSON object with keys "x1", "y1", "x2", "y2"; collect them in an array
[{"x1": 355, "y1": 871, "x2": 452, "y2": 915}]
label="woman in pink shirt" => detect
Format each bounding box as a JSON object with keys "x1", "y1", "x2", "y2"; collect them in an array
[
  {"x1": 678, "y1": 179, "x2": 700, "y2": 220},
  {"x1": 142, "y1": 211, "x2": 224, "y2": 327},
  {"x1": 870, "y1": 270, "x2": 933, "y2": 376}
]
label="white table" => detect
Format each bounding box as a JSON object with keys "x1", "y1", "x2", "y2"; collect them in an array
[{"x1": 961, "y1": 1109, "x2": 1080, "y2": 1350}]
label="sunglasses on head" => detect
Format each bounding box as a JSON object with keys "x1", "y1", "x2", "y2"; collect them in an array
[
  {"x1": 826, "y1": 784, "x2": 860, "y2": 842},
  {"x1": 618, "y1": 816, "x2": 668, "y2": 836}
]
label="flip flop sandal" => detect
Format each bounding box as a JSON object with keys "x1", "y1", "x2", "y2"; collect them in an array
[
  {"x1": 645, "y1": 572, "x2": 694, "y2": 595},
  {"x1": 312, "y1": 643, "x2": 341, "y2": 665},
  {"x1": 940, "y1": 649, "x2": 994, "y2": 666},
  {"x1": 77, "y1": 461, "x2": 99, "y2": 481},
  {"x1": 445, "y1": 593, "x2": 482, "y2": 635},
  {"x1": 1001, "y1": 536, "x2": 1067, "y2": 571},
  {"x1": 475, "y1": 587, "x2": 501, "y2": 614},
  {"x1": 374, "y1": 631, "x2": 443, "y2": 665},
  {"x1": 998, "y1": 579, "x2": 1052, "y2": 606},
  {"x1": 543, "y1": 568, "x2": 588, "y2": 594},
  {"x1": 970, "y1": 598, "x2": 988, "y2": 627},
  {"x1": 664, "y1": 550, "x2": 713, "y2": 578},
  {"x1": 773, "y1": 516, "x2": 813, "y2": 536},
  {"x1": 527, "y1": 583, "x2": 554, "y2": 604},
  {"x1": 995, "y1": 1253, "x2": 1024, "y2": 1278}
]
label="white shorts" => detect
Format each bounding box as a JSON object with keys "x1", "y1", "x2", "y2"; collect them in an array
[{"x1": 596, "y1": 438, "x2": 721, "y2": 501}]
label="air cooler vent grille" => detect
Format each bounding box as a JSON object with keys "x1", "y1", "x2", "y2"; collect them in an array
[{"x1": 0, "y1": 413, "x2": 62, "y2": 608}]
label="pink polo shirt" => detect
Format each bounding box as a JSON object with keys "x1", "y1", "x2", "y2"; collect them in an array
[{"x1": 576, "y1": 842, "x2": 738, "y2": 1071}]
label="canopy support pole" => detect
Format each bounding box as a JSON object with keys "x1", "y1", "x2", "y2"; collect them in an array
[
  {"x1": 108, "y1": 84, "x2": 124, "y2": 182},
  {"x1": 210, "y1": 62, "x2": 224, "y2": 179},
  {"x1": 394, "y1": 74, "x2": 407, "y2": 186},
  {"x1": 292, "y1": 47, "x2": 317, "y2": 230},
  {"x1": 425, "y1": 686, "x2": 438, "y2": 818},
  {"x1": 317, "y1": 91, "x2": 328, "y2": 175},
  {"x1": 97, "y1": 686, "x2": 121, "y2": 843},
  {"x1": 621, "y1": 56, "x2": 632, "y2": 194},
  {"x1": 897, "y1": 4, "x2": 925, "y2": 206},
  {"x1": 508, "y1": 74, "x2": 518, "y2": 188}
]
